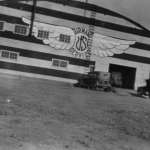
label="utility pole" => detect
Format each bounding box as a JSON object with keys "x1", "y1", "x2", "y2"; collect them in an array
[{"x1": 29, "y1": 0, "x2": 37, "y2": 36}]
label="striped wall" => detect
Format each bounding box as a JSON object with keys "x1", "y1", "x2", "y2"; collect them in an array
[
  {"x1": 0, "y1": 35, "x2": 95, "y2": 80},
  {"x1": 0, "y1": 5, "x2": 95, "y2": 82},
  {"x1": 0, "y1": 14, "x2": 150, "y2": 65},
  {"x1": 0, "y1": 1, "x2": 150, "y2": 89}
]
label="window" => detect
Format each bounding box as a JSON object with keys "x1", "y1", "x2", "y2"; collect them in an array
[
  {"x1": 0, "y1": 21, "x2": 4, "y2": 31},
  {"x1": 14, "y1": 25, "x2": 27, "y2": 35},
  {"x1": 1, "y1": 50, "x2": 9, "y2": 58},
  {"x1": 59, "y1": 60, "x2": 68, "y2": 68},
  {"x1": 52, "y1": 59, "x2": 59, "y2": 67},
  {"x1": 52, "y1": 59, "x2": 68, "y2": 68},
  {"x1": 1, "y1": 50, "x2": 19, "y2": 60},
  {"x1": 59, "y1": 34, "x2": 71, "y2": 43},
  {"x1": 37, "y1": 30, "x2": 49, "y2": 39},
  {"x1": 10, "y1": 52, "x2": 18, "y2": 60}
]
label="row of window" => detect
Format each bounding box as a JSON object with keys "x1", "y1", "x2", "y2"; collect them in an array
[
  {"x1": 0, "y1": 50, "x2": 19, "y2": 60},
  {"x1": 36, "y1": 30, "x2": 71, "y2": 43},
  {"x1": 0, "y1": 21, "x2": 28, "y2": 35},
  {"x1": 0, "y1": 50, "x2": 68, "y2": 68},
  {"x1": 0, "y1": 21, "x2": 71, "y2": 43},
  {"x1": 52, "y1": 59, "x2": 68, "y2": 68}
]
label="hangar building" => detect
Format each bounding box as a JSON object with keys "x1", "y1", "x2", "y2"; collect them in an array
[{"x1": 0, "y1": 0, "x2": 150, "y2": 89}]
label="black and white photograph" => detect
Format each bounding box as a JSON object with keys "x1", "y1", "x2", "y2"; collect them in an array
[{"x1": 0, "y1": 0, "x2": 150, "y2": 149}]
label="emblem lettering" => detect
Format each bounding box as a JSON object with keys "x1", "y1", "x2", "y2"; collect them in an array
[
  {"x1": 71, "y1": 27, "x2": 91, "y2": 59},
  {"x1": 76, "y1": 35, "x2": 88, "y2": 52}
]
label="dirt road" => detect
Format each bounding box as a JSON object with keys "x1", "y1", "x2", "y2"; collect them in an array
[{"x1": 0, "y1": 74, "x2": 150, "y2": 150}]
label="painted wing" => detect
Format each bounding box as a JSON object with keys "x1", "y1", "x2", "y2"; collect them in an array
[
  {"x1": 22, "y1": 17, "x2": 75, "y2": 50},
  {"x1": 92, "y1": 33, "x2": 135, "y2": 57}
]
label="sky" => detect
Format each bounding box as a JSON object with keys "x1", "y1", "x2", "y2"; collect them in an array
[{"x1": 88, "y1": 0, "x2": 150, "y2": 29}]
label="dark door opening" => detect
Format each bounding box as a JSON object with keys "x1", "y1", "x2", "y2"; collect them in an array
[{"x1": 109, "y1": 64, "x2": 136, "y2": 89}]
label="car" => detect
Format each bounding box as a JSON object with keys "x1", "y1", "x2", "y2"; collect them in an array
[{"x1": 74, "y1": 71, "x2": 112, "y2": 91}]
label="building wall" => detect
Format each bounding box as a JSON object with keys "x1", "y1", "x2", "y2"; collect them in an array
[
  {"x1": 0, "y1": 5, "x2": 95, "y2": 82},
  {"x1": 0, "y1": 1, "x2": 150, "y2": 89},
  {"x1": 91, "y1": 55, "x2": 150, "y2": 89}
]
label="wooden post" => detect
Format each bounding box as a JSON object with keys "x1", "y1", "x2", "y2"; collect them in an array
[{"x1": 29, "y1": 0, "x2": 37, "y2": 37}]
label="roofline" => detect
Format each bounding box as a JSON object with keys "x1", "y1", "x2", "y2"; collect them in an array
[{"x1": 1, "y1": 0, "x2": 150, "y2": 32}]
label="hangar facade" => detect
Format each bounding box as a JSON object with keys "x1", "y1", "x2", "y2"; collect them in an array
[{"x1": 0, "y1": 0, "x2": 150, "y2": 89}]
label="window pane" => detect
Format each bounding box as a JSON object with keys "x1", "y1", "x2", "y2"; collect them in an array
[
  {"x1": 52, "y1": 59, "x2": 68, "y2": 68},
  {"x1": 60, "y1": 61, "x2": 67, "y2": 68},
  {"x1": 52, "y1": 59, "x2": 59, "y2": 67},
  {"x1": 10, "y1": 52, "x2": 18, "y2": 60},
  {"x1": 15, "y1": 25, "x2": 27, "y2": 35},
  {"x1": 1, "y1": 50, "x2": 18, "y2": 60},
  {"x1": 59, "y1": 34, "x2": 70, "y2": 43},
  {"x1": 37, "y1": 30, "x2": 49, "y2": 39},
  {"x1": 1, "y1": 51, "x2": 9, "y2": 58}
]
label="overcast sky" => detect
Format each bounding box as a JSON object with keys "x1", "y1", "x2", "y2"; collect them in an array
[{"x1": 88, "y1": 0, "x2": 150, "y2": 29}]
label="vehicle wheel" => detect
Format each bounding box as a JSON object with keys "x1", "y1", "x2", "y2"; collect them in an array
[{"x1": 137, "y1": 87, "x2": 144, "y2": 96}]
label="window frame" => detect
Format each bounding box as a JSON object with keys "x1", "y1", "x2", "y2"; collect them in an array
[
  {"x1": 52, "y1": 59, "x2": 68, "y2": 68},
  {"x1": 0, "y1": 50, "x2": 19, "y2": 61},
  {"x1": 1, "y1": 50, "x2": 9, "y2": 58},
  {"x1": 0, "y1": 21, "x2": 5, "y2": 31},
  {"x1": 59, "y1": 34, "x2": 71, "y2": 43},
  {"x1": 14, "y1": 24, "x2": 28, "y2": 36},
  {"x1": 37, "y1": 30, "x2": 49, "y2": 39},
  {"x1": 9, "y1": 52, "x2": 18, "y2": 60}
]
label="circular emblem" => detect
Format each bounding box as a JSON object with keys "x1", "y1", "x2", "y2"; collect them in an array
[{"x1": 71, "y1": 27, "x2": 91, "y2": 59}]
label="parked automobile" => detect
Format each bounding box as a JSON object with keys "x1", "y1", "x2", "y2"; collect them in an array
[{"x1": 74, "y1": 71, "x2": 112, "y2": 91}]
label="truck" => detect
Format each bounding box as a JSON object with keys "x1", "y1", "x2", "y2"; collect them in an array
[{"x1": 137, "y1": 79, "x2": 150, "y2": 98}]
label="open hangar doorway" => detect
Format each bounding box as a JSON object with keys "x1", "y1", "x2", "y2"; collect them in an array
[{"x1": 109, "y1": 64, "x2": 136, "y2": 89}]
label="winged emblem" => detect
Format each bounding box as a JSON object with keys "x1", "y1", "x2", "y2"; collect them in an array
[
  {"x1": 92, "y1": 33, "x2": 135, "y2": 57},
  {"x1": 22, "y1": 17, "x2": 135, "y2": 58}
]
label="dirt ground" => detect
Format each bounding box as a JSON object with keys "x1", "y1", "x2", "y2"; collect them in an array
[{"x1": 0, "y1": 73, "x2": 150, "y2": 150}]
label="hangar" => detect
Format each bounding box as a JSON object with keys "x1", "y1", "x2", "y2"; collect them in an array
[{"x1": 0, "y1": 0, "x2": 150, "y2": 89}]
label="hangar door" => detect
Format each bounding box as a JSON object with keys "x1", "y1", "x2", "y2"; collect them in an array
[{"x1": 109, "y1": 64, "x2": 136, "y2": 89}]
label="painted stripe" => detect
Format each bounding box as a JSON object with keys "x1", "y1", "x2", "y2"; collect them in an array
[
  {"x1": 126, "y1": 48, "x2": 150, "y2": 58},
  {"x1": 113, "y1": 53, "x2": 150, "y2": 64},
  {"x1": 0, "y1": 32, "x2": 150, "y2": 65},
  {"x1": 0, "y1": 30, "x2": 150, "y2": 54},
  {"x1": 1, "y1": 0, "x2": 148, "y2": 31},
  {"x1": 2, "y1": 36, "x2": 150, "y2": 59},
  {"x1": 0, "y1": 13, "x2": 26, "y2": 25},
  {"x1": 0, "y1": 56, "x2": 88, "y2": 74},
  {"x1": 0, "y1": 44, "x2": 95, "y2": 67},
  {"x1": 0, "y1": 7, "x2": 149, "y2": 45},
  {"x1": 131, "y1": 42, "x2": 150, "y2": 51},
  {"x1": 1, "y1": 2, "x2": 150, "y2": 38},
  {"x1": 29, "y1": 1, "x2": 137, "y2": 29},
  {"x1": 0, "y1": 36, "x2": 65, "y2": 55},
  {"x1": 0, "y1": 10, "x2": 150, "y2": 65},
  {"x1": 1, "y1": 8, "x2": 150, "y2": 45},
  {"x1": 0, "y1": 69, "x2": 77, "y2": 83},
  {"x1": 0, "y1": 35, "x2": 150, "y2": 65},
  {"x1": 0, "y1": 60, "x2": 83, "y2": 79}
]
